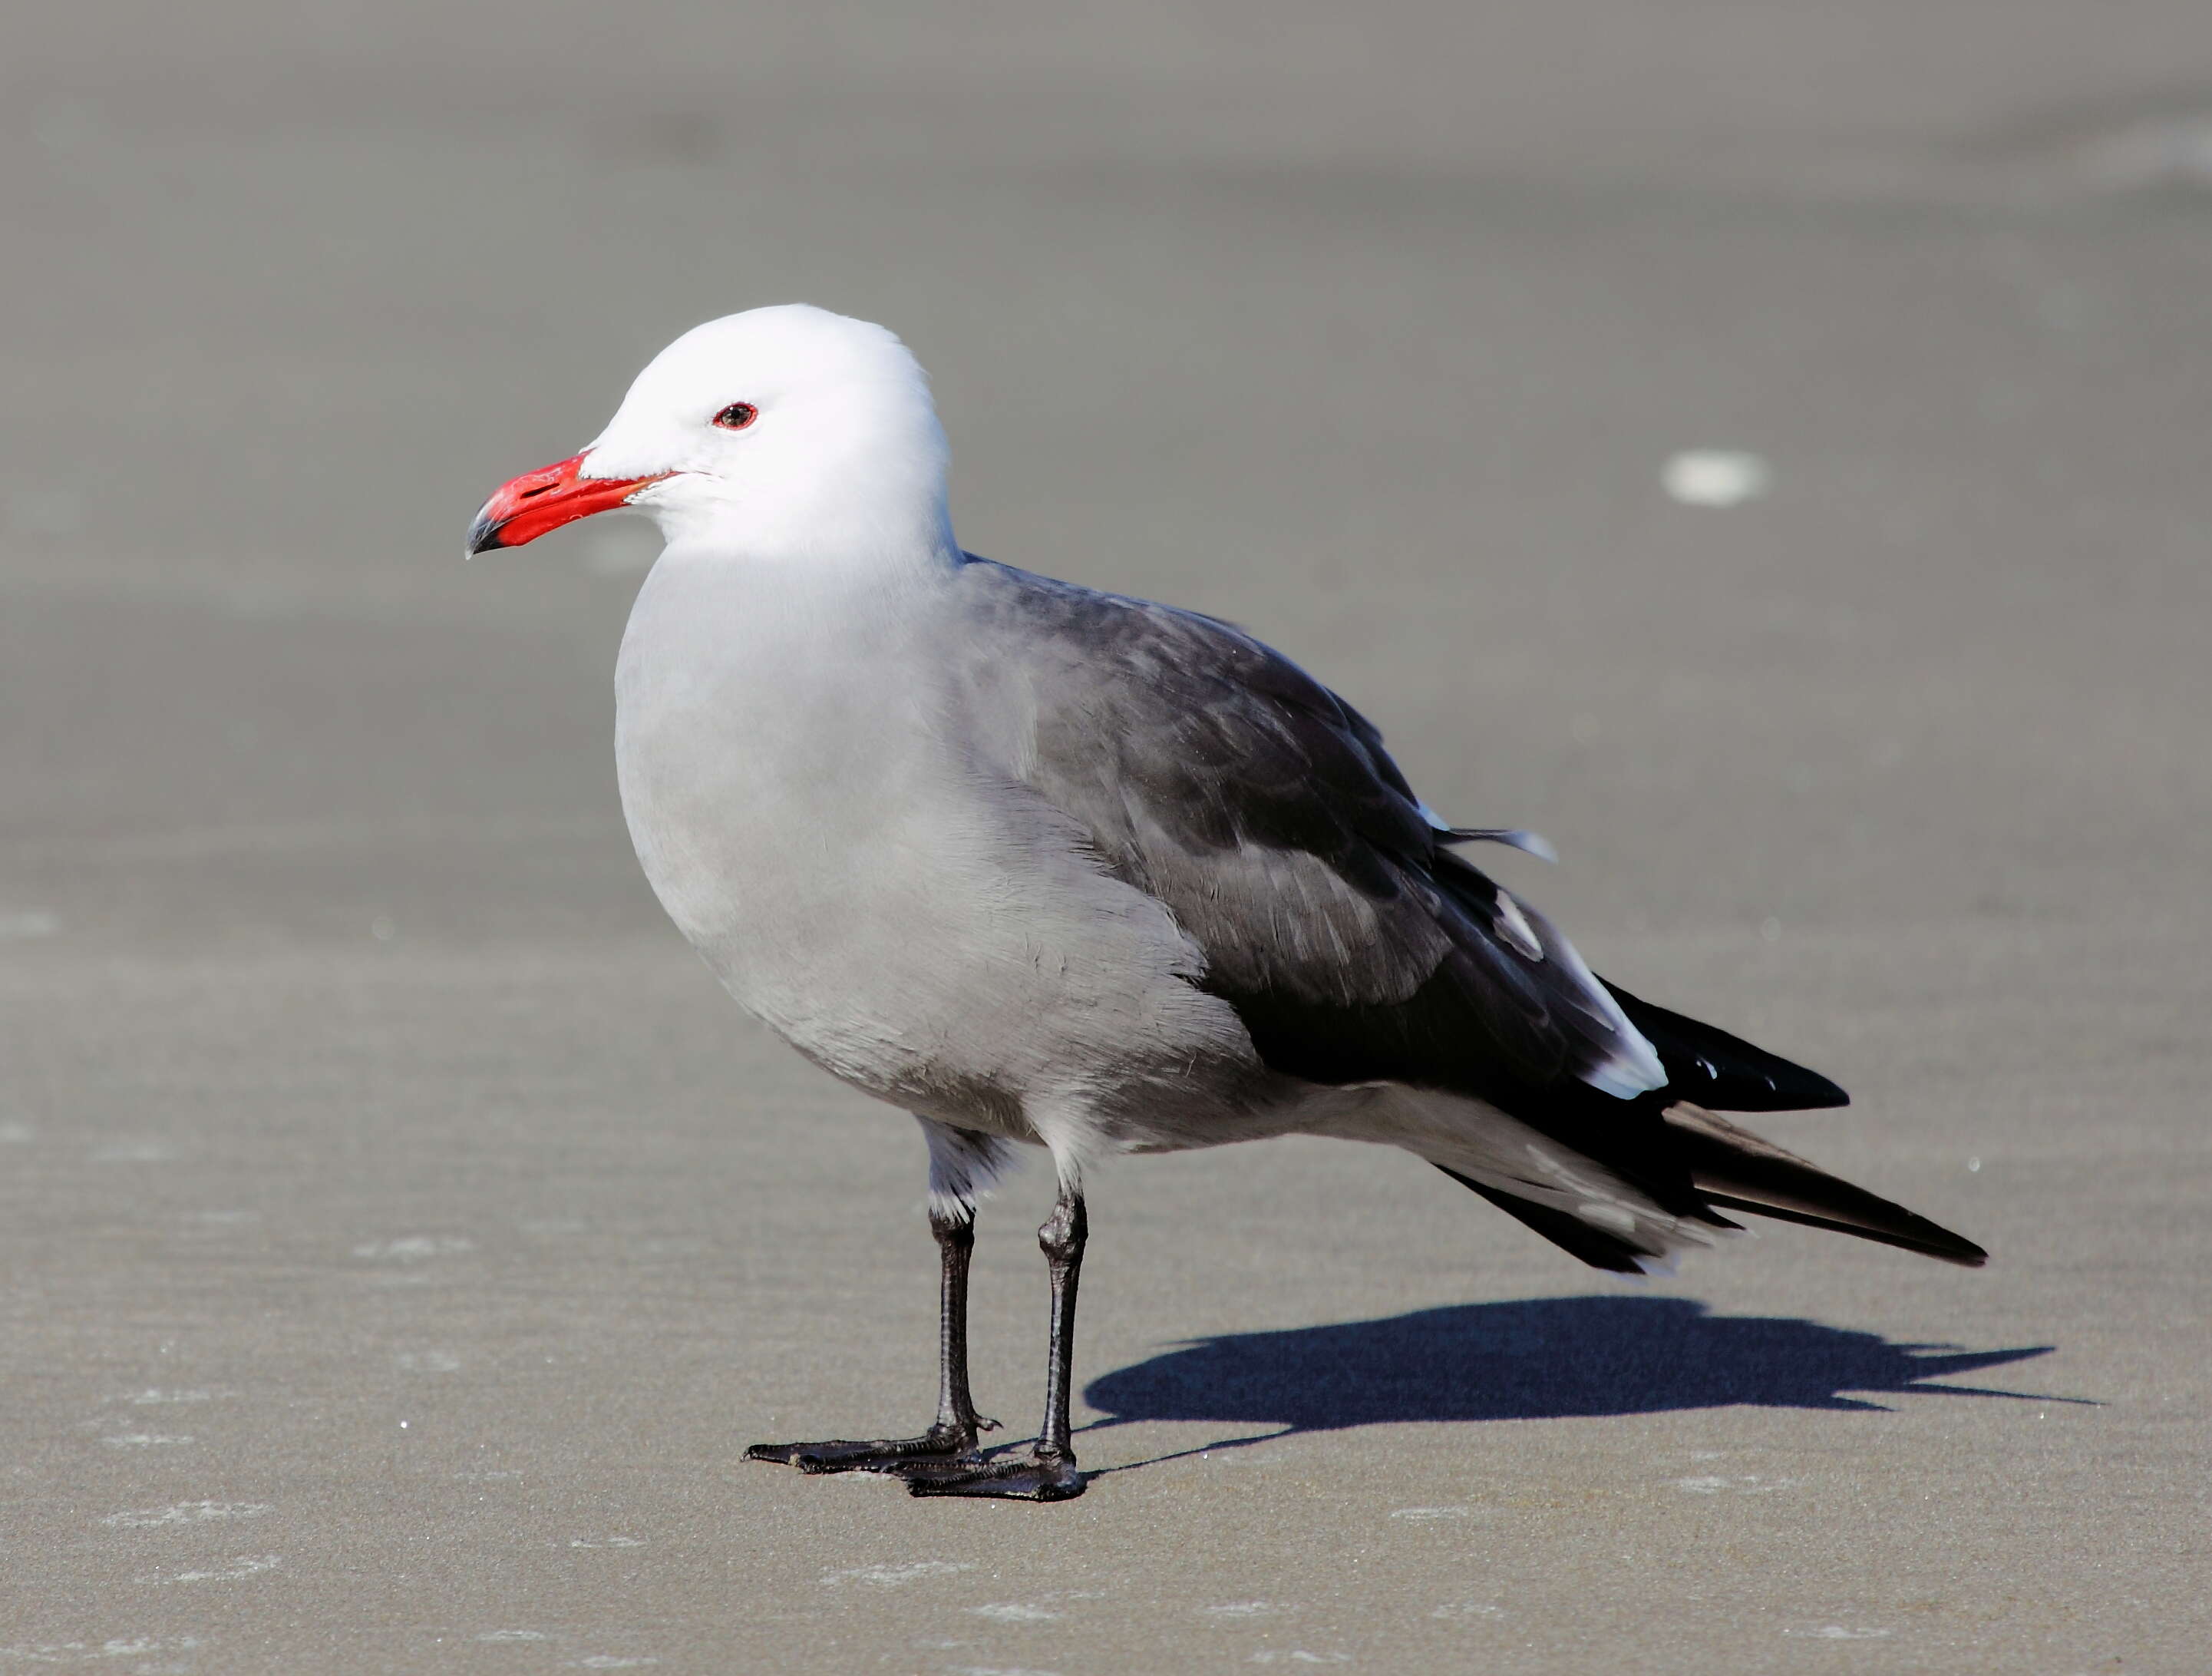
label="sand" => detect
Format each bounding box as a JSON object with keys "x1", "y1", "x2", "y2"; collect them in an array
[{"x1": 3, "y1": 5, "x2": 2208, "y2": 1669}]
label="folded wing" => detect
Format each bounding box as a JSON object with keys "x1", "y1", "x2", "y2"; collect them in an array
[
  {"x1": 946, "y1": 559, "x2": 1664, "y2": 1106},
  {"x1": 943, "y1": 558, "x2": 1983, "y2": 1271}
]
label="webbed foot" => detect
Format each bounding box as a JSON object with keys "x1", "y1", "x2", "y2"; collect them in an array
[
  {"x1": 745, "y1": 1421, "x2": 984, "y2": 1476},
  {"x1": 893, "y1": 1447, "x2": 1085, "y2": 1501}
]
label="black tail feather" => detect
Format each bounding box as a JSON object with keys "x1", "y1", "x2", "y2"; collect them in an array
[
  {"x1": 1603, "y1": 981, "x2": 1849, "y2": 1112},
  {"x1": 1433, "y1": 1106, "x2": 1986, "y2": 1273},
  {"x1": 1660, "y1": 1104, "x2": 1987, "y2": 1267}
]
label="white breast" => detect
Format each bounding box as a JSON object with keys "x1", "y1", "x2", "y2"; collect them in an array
[{"x1": 612, "y1": 548, "x2": 1253, "y2": 1136}]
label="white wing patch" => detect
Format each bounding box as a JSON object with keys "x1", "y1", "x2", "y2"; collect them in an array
[
  {"x1": 1491, "y1": 892, "x2": 1544, "y2": 962},
  {"x1": 1503, "y1": 888, "x2": 1668, "y2": 1100}
]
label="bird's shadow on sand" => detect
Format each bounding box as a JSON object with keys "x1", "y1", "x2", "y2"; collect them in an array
[{"x1": 1078, "y1": 1295, "x2": 2077, "y2": 1472}]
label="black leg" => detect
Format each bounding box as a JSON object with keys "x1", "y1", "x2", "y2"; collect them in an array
[
  {"x1": 1035, "y1": 1187, "x2": 1086, "y2": 1464},
  {"x1": 932, "y1": 1205, "x2": 985, "y2": 1440},
  {"x1": 898, "y1": 1182, "x2": 1088, "y2": 1502},
  {"x1": 745, "y1": 1205, "x2": 994, "y2": 1474}
]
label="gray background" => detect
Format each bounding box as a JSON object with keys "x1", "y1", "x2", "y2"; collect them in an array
[{"x1": 3, "y1": 4, "x2": 2208, "y2": 1670}]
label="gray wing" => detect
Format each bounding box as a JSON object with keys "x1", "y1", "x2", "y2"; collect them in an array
[{"x1": 942, "y1": 559, "x2": 1666, "y2": 1103}]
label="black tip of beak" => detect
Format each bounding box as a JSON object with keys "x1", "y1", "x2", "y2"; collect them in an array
[{"x1": 465, "y1": 512, "x2": 509, "y2": 557}]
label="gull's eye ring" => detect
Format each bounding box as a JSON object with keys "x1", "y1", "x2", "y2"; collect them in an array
[{"x1": 713, "y1": 402, "x2": 759, "y2": 431}]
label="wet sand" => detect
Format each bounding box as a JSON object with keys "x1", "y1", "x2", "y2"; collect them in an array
[{"x1": 3, "y1": 5, "x2": 2209, "y2": 1669}]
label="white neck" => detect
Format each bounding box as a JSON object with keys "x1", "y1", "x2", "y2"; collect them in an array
[
  {"x1": 638, "y1": 514, "x2": 964, "y2": 651},
  {"x1": 644, "y1": 483, "x2": 961, "y2": 572}
]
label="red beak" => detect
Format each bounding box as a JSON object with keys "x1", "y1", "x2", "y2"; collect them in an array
[{"x1": 467, "y1": 453, "x2": 670, "y2": 554}]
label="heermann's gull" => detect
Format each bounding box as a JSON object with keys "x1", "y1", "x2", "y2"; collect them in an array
[{"x1": 467, "y1": 304, "x2": 1984, "y2": 1502}]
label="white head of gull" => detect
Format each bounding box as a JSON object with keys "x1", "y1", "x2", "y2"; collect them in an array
[
  {"x1": 469, "y1": 303, "x2": 1987, "y2": 1502},
  {"x1": 473, "y1": 305, "x2": 954, "y2": 563}
]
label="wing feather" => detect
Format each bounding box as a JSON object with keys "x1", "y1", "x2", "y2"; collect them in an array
[
  {"x1": 938, "y1": 561, "x2": 1987, "y2": 1274},
  {"x1": 945, "y1": 560, "x2": 1662, "y2": 1100}
]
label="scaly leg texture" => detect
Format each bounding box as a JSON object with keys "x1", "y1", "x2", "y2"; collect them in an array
[
  {"x1": 744, "y1": 1204, "x2": 992, "y2": 1473},
  {"x1": 896, "y1": 1182, "x2": 1088, "y2": 1501}
]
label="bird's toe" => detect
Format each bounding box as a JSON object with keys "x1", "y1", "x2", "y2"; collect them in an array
[
  {"x1": 745, "y1": 1426, "x2": 981, "y2": 1474},
  {"x1": 895, "y1": 1450, "x2": 1085, "y2": 1502}
]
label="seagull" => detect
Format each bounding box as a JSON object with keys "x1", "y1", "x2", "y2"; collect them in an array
[{"x1": 468, "y1": 304, "x2": 1984, "y2": 1502}]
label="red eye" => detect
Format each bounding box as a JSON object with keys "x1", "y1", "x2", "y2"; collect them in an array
[{"x1": 713, "y1": 402, "x2": 758, "y2": 431}]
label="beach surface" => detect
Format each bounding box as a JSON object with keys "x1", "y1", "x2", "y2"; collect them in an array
[{"x1": 3, "y1": 5, "x2": 2208, "y2": 1668}]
